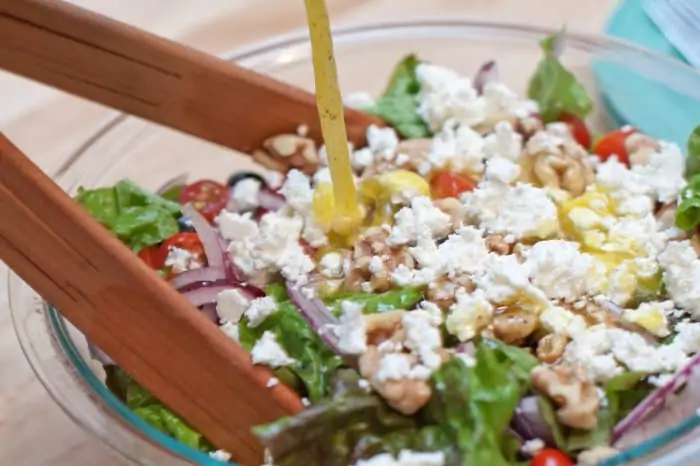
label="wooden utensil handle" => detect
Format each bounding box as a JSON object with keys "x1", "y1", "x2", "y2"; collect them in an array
[
  {"x1": 0, "y1": 0, "x2": 381, "y2": 152},
  {"x1": 0, "y1": 133, "x2": 303, "y2": 465}
]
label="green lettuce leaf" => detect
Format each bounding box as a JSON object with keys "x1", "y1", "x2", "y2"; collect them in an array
[
  {"x1": 239, "y1": 293, "x2": 343, "y2": 402},
  {"x1": 75, "y1": 179, "x2": 181, "y2": 252},
  {"x1": 685, "y1": 125, "x2": 700, "y2": 178},
  {"x1": 527, "y1": 30, "x2": 594, "y2": 122},
  {"x1": 676, "y1": 174, "x2": 700, "y2": 230},
  {"x1": 325, "y1": 288, "x2": 424, "y2": 315},
  {"x1": 105, "y1": 367, "x2": 212, "y2": 452},
  {"x1": 368, "y1": 54, "x2": 432, "y2": 138},
  {"x1": 423, "y1": 339, "x2": 535, "y2": 466}
]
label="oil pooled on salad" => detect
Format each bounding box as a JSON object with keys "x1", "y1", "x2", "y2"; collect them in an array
[{"x1": 75, "y1": 31, "x2": 700, "y2": 466}]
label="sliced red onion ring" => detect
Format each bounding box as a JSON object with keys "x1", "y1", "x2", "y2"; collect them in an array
[
  {"x1": 182, "y1": 283, "x2": 264, "y2": 308},
  {"x1": 217, "y1": 236, "x2": 244, "y2": 283},
  {"x1": 87, "y1": 340, "x2": 115, "y2": 366},
  {"x1": 286, "y1": 281, "x2": 340, "y2": 354},
  {"x1": 169, "y1": 266, "x2": 226, "y2": 290},
  {"x1": 181, "y1": 204, "x2": 224, "y2": 270},
  {"x1": 613, "y1": 353, "x2": 700, "y2": 446},
  {"x1": 512, "y1": 396, "x2": 554, "y2": 445},
  {"x1": 199, "y1": 303, "x2": 220, "y2": 324},
  {"x1": 473, "y1": 60, "x2": 498, "y2": 94},
  {"x1": 258, "y1": 188, "x2": 285, "y2": 212}
]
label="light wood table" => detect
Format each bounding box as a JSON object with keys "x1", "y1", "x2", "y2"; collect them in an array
[{"x1": 0, "y1": 0, "x2": 616, "y2": 464}]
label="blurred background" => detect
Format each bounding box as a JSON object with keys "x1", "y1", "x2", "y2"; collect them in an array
[{"x1": 0, "y1": 0, "x2": 619, "y2": 464}]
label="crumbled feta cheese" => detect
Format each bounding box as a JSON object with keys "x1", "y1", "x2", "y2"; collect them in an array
[
  {"x1": 525, "y1": 130, "x2": 565, "y2": 155},
  {"x1": 476, "y1": 254, "x2": 548, "y2": 308},
  {"x1": 245, "y1": 296, "x2": 278, "y2": 327},
  {"x1": 352, "y1": 147, "x2": 374, "y2": 171},
  {"x1": 402, "y1": 312, "x2": 443, "y2": 370},
  {"x1": 483, "y1": 121, "x2": 523, "y2": 162},
  {"x1": 263, "y1": 171, "x2": 284, "y2": 190},
  {"x1": 216, "y1": 211, "x2": 259, "y2": 242},
  {"x1": 375, "y1": 353, "x2": 431, "y2": 381},
  {"x1": 231, "y1": 178, "x2": 261, "y2": 211},
  {"x1": 251, "y1": 331, "x2": 295, "y2": 368},
  {"x1": 521, "y1": 438, "x2": 545, "y2": 455},
  {"x1": 301, "y1": 397, "x2": 311, "y2": 407},
  {"x1": 358, "y1": 378, "x2": 372, "y2": 391},
  {"x1": 484, "y1": 156, "x2": 521, "y2": 184},
  {"x1": 539, "y1": 304, "x2": 587, "y2": 338},
  {"x1": 355, "y1": 453, "x2": 396, "y2": 466},
  {"x1": 219, "y1": 321, "x2": 239, "y2": 342},
  {"x1": 320, "y1": 252, "x2": 344, "y2": 278},
  {"x1": 367, "y1": 125, "x2": 399, "y2": 159},
  {"x1": 312, "y1": 167, "x2": 332, "y2": 186},
  {"x1": 228, "y1": 212, "x2": 315, "y2": 283},
  {"x1": 522, "y1": 240, "x2": 601, "y2": 301},
  {"x1": 334, "y1": 301, "x2": 367, "y2": 355},
  {"x1": 462, "y1": 182, "x2": 558, "y2": 242},
  {"x1": 209, "y1": 449, "x2": 232, "y2": 462},
  {"x1": 622, "y1": 301, "x2": 672, "y2": 337},
  {"x1": 482, "y1": 82, "x2": 538, "y2": 123},
  {"x1": 659, "y1": 240, "x2": 700, "y2": 317},
  {"x1": 345, "y1": 91, "x2": 376, "y2": 110},
  {"x1": 369, "y1": 255, "x2": 386, "y2": 275},
  {"x1": 387, "y1": 196, "x2": 451, "y2": 245},
  {"x1": 266, "y1": 377, "x2": 279, "y2": 388},
  {"x1": 577, "y1": 447, "x2": 619, "y2": 466},
  {"x1": 424, "y1": 123, "x2": 485, "y2": 175},
  {"x1": 355, "y1": 450, "x2": 445, "y2": 466},
  {"x1": 391, "y1": 265, "x2": 437, "y2": 287},
  {"x1": 416, "y1": 63, "x2": 485, "y2": 131},
  {"x1": 216, "y1": 289, "x2": 251, "y2": 323},
  {"x1": 279, "y1": 169, "x2": 313, "y2": 212},
  {"x1": 409, "y1": 226, "x2": 490, "y2": 278},
  {"x1": 633, "y1": 141, "x2": 686, "y2": 203},
  {"x1": 296, "y1": 124, "x2": 309, "y2": 137},
  {"x1": 446, "y1": 289, "x2": 494, "y2": 341},
  {"x1": 414, "y1": 301, "x2": 444, "y2": 326},
  {"x1": 545, "y1": 122, "x2": 572, "y2": 139},
  {"x1": 164, "y1": 247, "x2": 203, "y2": 274}
]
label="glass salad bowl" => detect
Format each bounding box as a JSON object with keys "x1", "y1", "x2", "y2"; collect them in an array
[{"x1": 9, "y1": 20, "x2": 700, "y2": 466}]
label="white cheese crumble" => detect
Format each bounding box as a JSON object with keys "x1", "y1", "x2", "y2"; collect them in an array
[
  {"x1": 279, "y1": 169, "x2": 313, "y2": 212},
  {"x1": 522, "y1": 240, "x2": 601, "y2": 301},
  {"x1": 216, "y1": 211, "x2": 259, "y2": 242},
  {"x1": 538, "y1": 304, "x2": 588, "y2": 338},
  {"x1": 367, "y1": 124, "x2": 399, "y2": 159},
  {"x1": 483, "y1": 156, "x2": 521, "y2": 184},
  {"x1": 266, "y1": 377, "x2": 279, "y2": 388},
  {"x1": 230, "y1": 177, "x2": 261, "y2": 211},
  {"x1": 482, "y1": 81, "x2": 538, "y2": 123},
  {"x1": 446, "y1": 289, "x2": 494, "y2": 341},
  {"x1": 659, "y1": 240, "x2": 700, "y2": 318},
  {"x1": 355, "y1": 450, "x2": 445, "y2": 466},
  {"x1": 251, "y1": 331, "x2": 295, "y2": 368},
  {"x1": 319, "y1": 252, "x2": 344, "y2": 278},
  {"x1": 424, "y1": 123, "x2": 485, "y2": 175},
  {"x1": 218, "y1": 321, "x2": 239, "y2": 342},
  {"x1": 345, "y1": 91, "x2": 376, "y2": 110},
  {"x1": 334, "y1": 301, "x2": 367, "y2": 355},
  {"x1": 164, "y1": 247, "x2": 203, "y2": 274},
  {"x1": 521, "y1": 438, "x2": 545, "y2": 455},
  {"x1": 409, "y1": 226, "x2": 490, "y2": 278},
  {"x1": 483, "y1": 121, "x2": 523, "y2": 162},
  {"x1": 462, "y1": 182, "x2": 558, "y2": 242},
  {"x1": 215, "y1": 289, "x2": 251, "y2": 323},
  {"x1": 414, "y1": 301, "x2": 444, "y2": 326},
  {"x1": 402, "y1": 312, "x2": 443, "y2": 371},
  {"x1": 475, "y1": 254, "x2": 548, "y2": 308},
  {"x1": 387, "y1": 196, "x2": 451, "y2": 245},
  {"x1": 352, "y1": 147, "x2": 374, "y2": 171},
  {"x1": 244, "y1": 296, "x2": 278, "y2": 328},
  {"x1": 312, "y1": 167, "x2": 332, "y2": 186},
  {"x1": 391, "y1": 265, "x2": 438, "y2": 288},
  {"x1": 415, "y1": 63, "x2": 485, "y2": 132},
  {"x1": 209, "y1": 449, "x2": 232, "y2": 462}
]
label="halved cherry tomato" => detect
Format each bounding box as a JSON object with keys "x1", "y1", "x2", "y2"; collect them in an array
[
  {"x1": 430, "y1": 172, "x2": 476, "y2": 199},
  {"x1": 137, "y1": 245, "x2": 168, "y2": 270},
  {"x1": 531, "y1": 448, "x2": 574, "y2": 466},
  {"x1": 299, "y1": 239, "x2": 316, "y2": 257},
  {"x1": 593, "y1": 126, "x2": 637, "y2": 167},
  {"x1": 559, "y1": 113, "x2": 591, "y2": 149},
  {"x1": 160, "y1": 232, "x2": 205, "y2": 259},
  {"x1": 179, "y1": 179, "x2": 229, "y2": 222}
]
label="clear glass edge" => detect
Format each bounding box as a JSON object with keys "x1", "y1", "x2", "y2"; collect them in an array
[{"x1": 9, "y1": 19, "x2": 700, "y2": 466}]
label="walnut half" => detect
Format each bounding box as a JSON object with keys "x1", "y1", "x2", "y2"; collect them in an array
[
  {"x1": 531, "y1": 365, "x2": 600, "y2": 430},
  {"x1": 520, "y1": 137, "x2": 594, "y2": 197},
  {"x1": 254, "y1": 134, "x2": 319, "y2": 175}
]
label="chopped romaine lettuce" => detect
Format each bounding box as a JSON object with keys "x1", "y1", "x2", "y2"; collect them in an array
[
  {"x1": 685, "y1": 125, "x2": 700, "y2": 178},
  {"x1": 325, "y1": 288, "x2": 424, "y2": 315},
  {"x1": 105, "y1": 367, "x2": 213, "y2": 452},
  {"x1": 675, "y1": 174, "x2": 700, "y2": 230},
  {"x1": 527, "y1": 30, "x2": 594, "y2": 122},
  {"x1": 366, "y1": 54, "x2": 432, "y2": 138},
  {"x1": 239, "y1": 289, "x2": 343, "y2": 402},
  {"x1": 75, "y1": 179, "x2": 181, "y2": 252}
]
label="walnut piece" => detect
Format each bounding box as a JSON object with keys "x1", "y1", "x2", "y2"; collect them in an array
[
  {"x1": 345, "y1": 227, "x2": 414, "y2": 292},
  {"x1": 485, "y1": 234, "x2": 512, "y2": 255},
  {"x1": 426, "y1": 275, "x2": 475, "y2": 310},
  {"x1": 626, "y1": 133, "x2": 661, "y2": 167},
  {"x1": 521, "y1": 139, "x2": 594, "y2": 196},
  {"x1": 434, "y1": 198, "x2": 464, "y2": 232},
  {"x1": 536, "y1": 333, "x2": 568, "y2": 363},
  {"x1": 492, "y1": 307, "x2": 537, "y2": 343},
  {"x1": 531, "y1": 365, "x2": 600, "y2": 430},
  {"x1": 259, "y1": 134, "x2": 319, "y2": 175}
]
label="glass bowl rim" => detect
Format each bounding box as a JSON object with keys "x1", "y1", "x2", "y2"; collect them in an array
[{"x1": 11, "y1": 18, "x2": 700, "y2": 466}]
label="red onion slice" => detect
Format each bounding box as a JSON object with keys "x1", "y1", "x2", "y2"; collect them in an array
[
  {"x1": 286, "y1": 281, "x2": 340, "y2": 354},
  {"x1": 512, "y1": 396, "x2": 554, "y2": 445},
  {"x1": 200, "y1": 303, "x2": 220, "y2": 324},
  {"x1": 258, "y1": 188, "x2": 286, "y2": 212},
  {"x1": 613, "y1": 353, "x2": 700, "y2": 445},
  {"x1": 181, "y1": 204, "x2": 224, "y2": 270},
  {"x1": 169, "y1": 266, "x2": 226, "y2": 291},
  {"x1": 87, "y1": 340, "x2": 115, "y2": 366},
  {"x1": 182, "y1": 283, "x2": 264, "y2": 308},
  {"x1": 473, "y1": 60, "x2": 498, "y2": 94}
]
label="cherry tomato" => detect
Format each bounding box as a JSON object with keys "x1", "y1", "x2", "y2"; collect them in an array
[
  {"x1": 593, "y1": 126, "x2": 637, "y2": 167},
  {"x1": 160, "y1": 232, "x2": 205, "y2": 259},
  {"x1": 137, "y1": 245, "x2": 168, "y2": 270},
  {"x1": 559, "y1": 113, "x2": 591, "y2": 149},
  {"x1": 531, "y1": 449, "x2": 574, "y2": 466},
  {"x1": 430, "y1": 172, "x2": 476, "y2": 199},
  {"x1": 299, "y1": 239, "x2": 316, "y2": 257},
  {"x1": 179, "y1": 179, "x2": 229, "y2": 222}
]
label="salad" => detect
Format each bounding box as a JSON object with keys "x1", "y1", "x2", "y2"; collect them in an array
[{"x1": 76, "y1": 31, "x2": 700, "y2": 466}]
